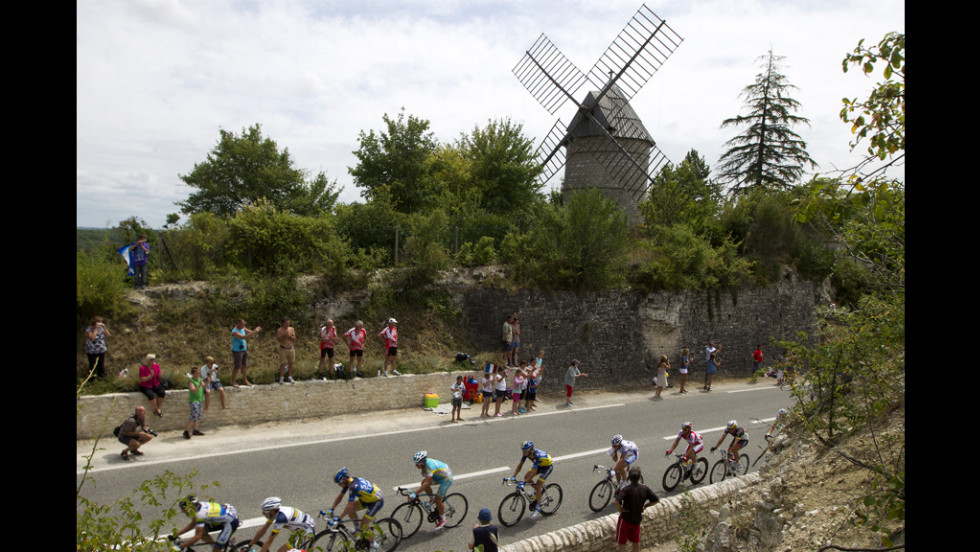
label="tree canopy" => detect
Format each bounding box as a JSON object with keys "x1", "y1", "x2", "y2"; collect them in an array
[{"x1": 717, "y1": 50, "x2": 818, "y2": 195}]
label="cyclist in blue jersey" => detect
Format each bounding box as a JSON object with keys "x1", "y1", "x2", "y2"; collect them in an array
[
  {"x1": 511, "y1": 441, "x2": 554, "y2": 519},
  {"x1": 174, "y1": 495, "x2": 240, "y2": 550},
  {"x1": 325, "y1": 467, "x2": 384, "y2": 550},
  {"x1": 248, "y1": 497, "x2": 316, "y2": 552},
  {"x1": 409, "y1": 450, "x2": 454, "y2": 530}
]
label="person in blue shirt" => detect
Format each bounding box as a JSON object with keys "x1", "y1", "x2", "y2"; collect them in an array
[
  {"x1": 409, "y1": 450, "x2": 454, "y2": 530},
  {"x1": 511, "y1": 441, "x2": 554, "y2": 519},
  {"x1": 325, "y1": 468, "x2": 384, "y2": 550}
]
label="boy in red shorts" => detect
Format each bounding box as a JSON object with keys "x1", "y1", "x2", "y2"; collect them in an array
[{"x1": 614, "y1": 467, "x2": 660, "y2": 552}]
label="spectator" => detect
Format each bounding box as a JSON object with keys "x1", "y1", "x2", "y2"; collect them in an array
[
  {"x1": 450, "y1": 375, "x2": 465, "y2": 423},
  {"x1": 183, "y1": 365, "x2": 206, "y2": 439},
  {"x1": 752, "y1": 344, "x2": 764, "y2": 374},
  {"x1": 526, "y1": 350, "x2": 545, "y2": 412},
  {"x1": 492, "y1": 364, "x2": 508, "y2": 417},
  {"x1": 510, "y1": 313, "x2": 521, "y2": 366},
  {"x1": 655, "y1": 354, "x2": 669, "y2": 399},
  {"x1": 564, "y1": 359, "x2": 588, "y2": 406},
  {"x1": 525, "y1": 364, "x2": 538, "y2": 412},
  {"x1": 614, "y1": 467, "x2": 660, "y2": 552},
  {"x1": 200, "y1": 355, "x2": 228, "y2": 412},
  {"x1": 131, "y1": 234, "x2": 150, "y2": 290},
  {"x1": 84, "y1": 315, "x2": 111, "y2": 378},
  {"x1": 138, "y1": 354, "x2": 166, "y2": 417},
  {"x1": 276, "y1": 317, "x2": 297, "y2": 384},
  {"x1": 316, "y1": 319, "x2": 338, "y2": 381},
  {"x1": 512, "y1": 362, "x2": 526, "y2": 415},
  {"x1": 343, "y1": 321, "x2": 367, "y2": 379},
  {"x1": 705, "y1": 351, "x2": 719, "y2": 392},
  {"x1": 679, "y1": 348, "x2": 690, "y2": 394},
  {"x1": 480, "y1": 368, "x2": 494, "y2": 418},
  {"x1": 705, "y1": 341, "x2": 721, "y2": 389},
  {"x1": 117, "y1": 405, "x2": 154, "y2": 461},
  {"x1": 378, "y1": 318, "x2": 402, "y2": 376},
  {"x1": 231, "y1": 319, "x2": 261, "y2": 388},
  {"x1": 468, "y1": 508, "x2": 499, "y2": 552},
  {"x1": 502, "y1": 314, "x2": 515, "y2": 366}
]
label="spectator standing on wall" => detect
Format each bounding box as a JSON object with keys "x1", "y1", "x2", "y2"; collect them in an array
[
  {"x1": 502, "y1": 314, "x2": 515, "y2": 366},
  {"x1": 84, "y1": 316, "x2": 112, "y2": 378},
  {"x1": 276, "y1": 317, "x2": 297, "y2": 384},
  {"x1": 344, "y1": 321, "x2": 367, "y2": 379},
  {"x1": 614, "y1": 467, "x2": 660, "y2": 552},
  {"x1": 131, "y1": 234, "x2": 150, "y2": 290},
  {"x1": 752, "y1": 345, "x2": 764, "y2": 374},
  {"x1": 139, "y1": 353, "x2": 166, "y2": 417},
  {"x1": 316, "y1": 319, "x2": 338, "y2": 381},
  {"x1": 378, "y1": 318, "x2": 402, "y2": 377},
  {"x1": 510, "y1": 313, "x2": 521, "y2": 366},
  {"x1": 231, "y1": 319, "x2": 260, "y2": 388},
  {"x1": 564, "y1": 359, "x2": 588, "y2": 406},
  {"x1": 200, "y1": 355, "x2": 228, "y2": 412},
  {"x1": 678, "y1": 348, "x2": 690, "y2": 394}
]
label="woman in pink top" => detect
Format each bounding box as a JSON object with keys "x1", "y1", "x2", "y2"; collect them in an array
[{"x1": 139, "y1": 353, "x2": 166, "y2": 417}]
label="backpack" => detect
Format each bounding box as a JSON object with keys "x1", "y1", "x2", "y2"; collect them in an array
[{"x1": 113, "y1": 425, "x2": 122, "y2": 437}]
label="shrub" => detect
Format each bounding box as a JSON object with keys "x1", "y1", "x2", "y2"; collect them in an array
[{"x1": 76, "y1": 249, "x2": 132, "y2": 323}]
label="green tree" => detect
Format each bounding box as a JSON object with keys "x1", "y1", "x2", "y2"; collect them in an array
[
  {"x1": 457, "y1": 117, "x2": 544, "y2": 214},
  {"x1": 717, "y1": 50, "x2": 818, "y2": 194},
  {"x1": 177, "y1": 123, "x2": 338, "y2": 217},
  {"x1": 640, "y1": 149, "x2": 723, "y2": 234},
  {"x1": 349, "y1": 109, "x2": 439, "y2": 213}
]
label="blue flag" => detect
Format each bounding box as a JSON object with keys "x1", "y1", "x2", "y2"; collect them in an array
[{"x1": 117, "y1": 243, "x2": 135, "y2": 277}]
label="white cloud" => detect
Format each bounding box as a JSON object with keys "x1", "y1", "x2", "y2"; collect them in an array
[{"x1": 77, "y1": 0, "x2": 904, "y2": 228}]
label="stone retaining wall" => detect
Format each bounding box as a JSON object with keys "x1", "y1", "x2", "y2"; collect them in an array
[{"x1": 502, "y1": 473, "x2": 762, "y2": 552}]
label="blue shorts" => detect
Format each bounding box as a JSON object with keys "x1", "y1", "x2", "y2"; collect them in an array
[
  {"x1": 359, "y1": 497, "x2": 384, "y2": 520},
  {"x1": 435, "y1": 477, "x2": 453, "y2": 498},
  {"x1": 534, "y1": 464, "x2": 553, "y2": 482}
]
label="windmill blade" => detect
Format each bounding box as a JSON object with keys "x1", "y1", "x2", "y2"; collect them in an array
[
  {"x1": 587, "y1": 133, "x2": 670, "y2": 202},
  {"x1": 513, "y1": 33, "x2": 592, "y2": 115},
  {"x1": 534, "y1": 119, "x2": 568, "y2": 186},
  {"x1": 587, "y1": 4, "x2": 683, "y2": 105}
]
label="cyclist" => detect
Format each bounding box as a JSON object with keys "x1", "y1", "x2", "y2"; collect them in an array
[
  {"x1": 248, "y1": 497, "x2": 316, "y2": 552},
  {"x1": 324, "y1": 467, "x2": 383, "y2": 549},
  {"x1": 711, "y1": 420, "x2": 750, "y2": 465},
  {"x1": 409, "y1": 450, "x2": 454, "y2": 531},
  {"x1": 609, "y1": 434, "x2": 638, "y2": 487},
  {"x1": 173, "y1": 495, "x2": 240, "y2": 551},
  {"x1": 765, "y1": 408, "x2": 789, "y2": 439},
  {"x1": 510, "y1": 440, "x2": 553, "y2": 519},
  {"x1": 665, "y1": 421, "x2": 703, "y2": 468}
]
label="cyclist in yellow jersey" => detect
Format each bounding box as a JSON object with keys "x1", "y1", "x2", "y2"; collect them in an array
[
  {"x1": 511, "y1": 441, "x2": 553, "y2": 519},
  {"x1": 324, "y1": 467, "x2": 384, "y2": 549}
]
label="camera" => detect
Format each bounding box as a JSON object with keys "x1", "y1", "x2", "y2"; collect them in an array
[{"x1": 146, "y1": 428, "x2": 158, "y2": 437}]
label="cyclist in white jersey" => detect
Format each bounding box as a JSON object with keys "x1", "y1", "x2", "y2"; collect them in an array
[
  {"x1": 248, "y1": 497, "x2": 316, "y2": 552},
  {"x1": 174, "y1": 495, "x2": 240, "y2": 550},
  {"x1": 609, "y1": 434, "x2": 639, "y2": 486}
]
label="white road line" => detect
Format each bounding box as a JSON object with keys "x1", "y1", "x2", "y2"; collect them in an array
[
  {"x1": 393, "y1": 466, "x2": 510, "y2": 491},
  {"x1": 79, "y1": 403, "x2": 626, "y2": 475},
  {"x1": 727, "y1": 387, "x2": 783, "y2": 393},
  {"x1": 662, "y1": 418, "x2": 777, "y2": 439}
]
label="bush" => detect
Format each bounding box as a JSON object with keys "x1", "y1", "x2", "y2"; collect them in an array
[
  {"x1": 76, "y1": 249, "x2": 133, "y2": 323},
  {"x1": 627, "y1": 224, "x2": 751, "y2": 293}
]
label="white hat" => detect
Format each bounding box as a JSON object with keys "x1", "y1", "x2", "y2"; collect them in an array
[{"x1": 388, "y1": 318, "x2": 398, "y2": 324}]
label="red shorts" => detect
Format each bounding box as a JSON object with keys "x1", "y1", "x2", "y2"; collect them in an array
[{"x1": 615, "y1": 516, "x2": 641, "y2": 544}]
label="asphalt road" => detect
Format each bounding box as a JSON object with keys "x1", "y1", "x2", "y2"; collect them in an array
[{"x1": 77, "y1": 377, "x2": 791, "y2": 551}]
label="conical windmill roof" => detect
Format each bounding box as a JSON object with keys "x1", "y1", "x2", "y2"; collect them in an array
[{"x1": 566, "y1": 83, "x2": 654, "y2": 144}]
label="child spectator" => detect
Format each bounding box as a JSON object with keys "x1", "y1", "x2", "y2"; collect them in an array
[
  {"x1": 200, "y1": 356, "x2": 228, "y2": 412},
  {"x1": 468, "y1": 508, "x2": 498, "y2": 552},
  {"x1": 183, "y1": 366, "x2": 206, "y2": 439},
  {"x1": 480, "y1": 368, "x2": 494, "y2": 418},
  {"x1": 512, "y1": 363, "x2": 526, "y2": 415},
  {"x1": 451, "y1": 375, "x2": 465, "y2": 423}
]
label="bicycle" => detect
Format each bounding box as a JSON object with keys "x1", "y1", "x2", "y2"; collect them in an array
[
  {"x1": 390, "y1": 487, "x2": 468, "y2": 539},
  {"x1": 167, "y1": 534, "x2": 258, "y2": 551},
  {"x1": 497, "y1": 476, "x2": 563, "y2": 527},
  {"x1": 661, "y1": 453, "x2": 708, "y2": 492},
  {"x1": 588, "y1": 464, "x2": 643, "y2": 512},
  {"x1": 306, "y1": 513, "x2": 403, "y2": 552},
  {"x1": 708, "y1": 448, "x2": 750, "y2": 484}
]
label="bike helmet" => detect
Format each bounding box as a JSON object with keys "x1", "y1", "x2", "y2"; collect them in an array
[
  {"x1": 611, "y1": 434, "x2": 623, "y2": 446},
  {"x1": 413, "y1": 451, "x2": 427, "y2": 465},
  {"x1": 178, "y1": 495, "x2": 197, "y2": 511},
  {"x1": 521, "y1": 440, "x2": 534, "y2": 452},
  {"x1": 727, "y1": 420, "x2": 737, "y2": 430},
  {"x1": 261, "y1": 497, "x2": 282, "y2": 513},
  {"x1": 681, "y1": 421, "x2": 692, "y2": 431},
  {"x1": 778, "y1": 408, "x2": 788, "y2": 417},
  {"x1": 333, "y1": 467, "x2": 349, "y2": 485}
]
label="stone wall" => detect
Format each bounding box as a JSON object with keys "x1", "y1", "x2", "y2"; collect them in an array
[{"x1": 459, "y1": 270, "x2": 815, "y2": 396}]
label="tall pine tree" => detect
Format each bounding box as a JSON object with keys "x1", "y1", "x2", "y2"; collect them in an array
[{"x1": 717, "y1": 50, "x2": 817, "y2": 194}]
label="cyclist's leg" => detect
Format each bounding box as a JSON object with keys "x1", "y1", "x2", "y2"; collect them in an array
[
  {"x1": 614, "y1": 458, "x2": 627, "y2": 483},
  {"x1": 360, "y1": 499, "x2": 384, "y2": 544},
  {"x1": 213, "y1": 519, "x2": 239, "y2": 550},
  {"x1": 534, "y1": 465, "x2": 552, "y2": 504},
  {"x1": 434, "y1": 479, "x2": 452, "y2": 517}
]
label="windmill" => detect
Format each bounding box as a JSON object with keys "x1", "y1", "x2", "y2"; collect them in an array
[{"x1": 513, "y1": 4, "x2": 683, "y2": 223}]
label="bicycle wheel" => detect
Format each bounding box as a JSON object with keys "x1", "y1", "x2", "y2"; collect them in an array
[
  {"x1": 588, "y1": 480, "x2": 614, "y2": 512},
  {"x1": 662, "y1": 463, "x2": 683, "y2": 491},
  {"x1": 442, "y1": 493, "x2": 468, "y2": 528},
  {"x1": 690, "y1": 458, "x2": 709, "y2": 484},
  {"x1": 363, "y1": 517, "x2": 402, "y2": 552},
  {"x1": 308, "y1": 529, "x2": 348, "y2": 552},
  {"x1": 737, "y1": 454, "x2": 750, "y2": 475},
  {"x1": 497, "y1": 492, "x2": 525, "y2": 527},
  {"x1": 389, "y1": 503, "x2": 423, "y2": 539},
  {"x1": 233, "y1": 541, "x2": 261, "y2": 551},
  {"x1": 539, "y1": 483, "x2": 563, "y2": 515},
  {"x1": 709, "y1": 459, "x2": 728, "y2": 484}
]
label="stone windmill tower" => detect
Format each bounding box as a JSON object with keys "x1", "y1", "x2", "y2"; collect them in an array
[{"x1": 513, "y1": 4, "x2": 683, "y2": 223}]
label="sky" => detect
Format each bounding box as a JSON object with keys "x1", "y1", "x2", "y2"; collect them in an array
[{"x1": 76, "y1": 0, "x2": 905, "y2": 229}]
